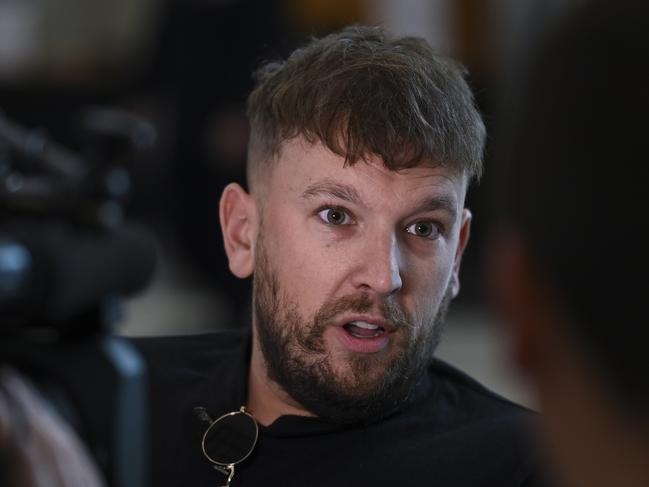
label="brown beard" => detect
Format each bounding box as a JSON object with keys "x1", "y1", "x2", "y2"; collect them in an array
[{"x1": 253, "y1": 237, "x2": 452, "y2": 425}]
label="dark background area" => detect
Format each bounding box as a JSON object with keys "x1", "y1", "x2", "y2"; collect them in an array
[{"x1": 0, "y1": 0, "x2": 587, "y2": 335}]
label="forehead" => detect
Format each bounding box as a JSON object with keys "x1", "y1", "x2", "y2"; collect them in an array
[{"x1": 265, "y1": 137, "x2": 467, "y2": 211}]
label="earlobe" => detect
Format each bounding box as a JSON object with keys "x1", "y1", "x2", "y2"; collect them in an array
[
  {"x1": 219, "y1": 183, "x2": 257, "y2": 278},
  {"x1": 450, "y1": 209, "x2": 472, "y2": 298}
]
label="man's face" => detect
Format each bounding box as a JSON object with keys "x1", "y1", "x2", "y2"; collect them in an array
[{"x1": 251, "y1": 137, "x2": 470, "y2": 424}]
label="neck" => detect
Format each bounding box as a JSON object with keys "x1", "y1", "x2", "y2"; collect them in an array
[{"x1": 246, "y1": 328, "x2": 314, "y2": 426}]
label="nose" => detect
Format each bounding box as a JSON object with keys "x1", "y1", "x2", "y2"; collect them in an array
[{"x1": 352, "y1": 232, "x2": 403, "y2": 296}]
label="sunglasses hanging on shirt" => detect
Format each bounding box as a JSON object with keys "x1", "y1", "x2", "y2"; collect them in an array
[{"x1": 194, "y1": 406, "x2": 259, "y2": 487}]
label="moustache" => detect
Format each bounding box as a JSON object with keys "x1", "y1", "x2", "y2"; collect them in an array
[{"x1": 312, "y1": 293, "x2": 412, "y2": 332}]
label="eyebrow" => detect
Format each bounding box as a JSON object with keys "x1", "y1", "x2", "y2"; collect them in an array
[
  {"x1": 301, "y1": 180, "x2": 365, "y2": 207},
  {"x1": 412, "y1": 195, "x2": 458, "y2": 220}
]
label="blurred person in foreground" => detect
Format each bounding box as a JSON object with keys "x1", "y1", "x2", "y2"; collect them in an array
[
  {"x1": 134, "y1": 25, "x2": 540, "y2": 486},
  {"x1": 490, "y1": 1, "x2": 649, "y2": 486},
  {"x1": 0, "y1": 368, "x2": 104, "y2": 487}
]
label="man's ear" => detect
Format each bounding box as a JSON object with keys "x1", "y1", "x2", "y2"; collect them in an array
[
  {"x1": 219, "y1": 183, "x2": 257, "y2": 278},
  {"x1": 449, "y1": 209, "x2": 472, "y2": 298}
]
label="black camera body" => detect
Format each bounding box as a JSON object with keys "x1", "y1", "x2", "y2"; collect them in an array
[{"x1": 0, "y1": 110, "x2": 156, "y2": 487}]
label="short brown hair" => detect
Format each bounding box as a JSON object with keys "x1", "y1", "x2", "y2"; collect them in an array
[{"x1": 246, "y1": 25, "x2": 485, "y2": 184}]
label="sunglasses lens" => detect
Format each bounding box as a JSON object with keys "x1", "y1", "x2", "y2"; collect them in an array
[{"x1": 203, "y1": 411, "x2": 258, "y2": 465}]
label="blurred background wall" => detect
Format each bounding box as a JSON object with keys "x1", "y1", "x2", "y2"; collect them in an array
[{"x1": 0, "y1": 0, "x2": 590, "y2": 408}]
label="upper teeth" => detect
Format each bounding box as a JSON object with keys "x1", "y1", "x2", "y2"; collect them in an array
[{"x1": 349, "y1": 321, "x2": 379, "y2": 330}]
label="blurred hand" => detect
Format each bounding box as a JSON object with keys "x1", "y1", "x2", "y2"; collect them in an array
[{"x1": 0, "y1": 367, "x2": 105, "y2": 487}]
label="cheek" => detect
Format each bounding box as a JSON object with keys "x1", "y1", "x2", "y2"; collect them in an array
[
  {"x1": 403, "y1": 253, "x2": 455, "y2": 314},
  {"x1": 261, "y1": 214, "x2": 343, "y2": 314}
]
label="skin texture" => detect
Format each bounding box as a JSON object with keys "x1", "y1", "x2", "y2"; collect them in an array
[{"x1": 220, "y1": 137, "x2": 471, "y2": 426}]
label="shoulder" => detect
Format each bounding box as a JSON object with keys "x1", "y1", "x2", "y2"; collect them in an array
[
  {"x1": 128, "y1": 328, "x2": 249, "y2": 364},
  {"x1": 415, "y1": 358, "x2": 536, "y2": 444},
  {"x1": 126, "y1": 328, "x2": 251, "y2": 438},
  {"x1": 126, "y1": 328, "x2": 250, "y2": 389},
  {"x1": 427, "y1": 358, "x2": 531, "y2": 418},
  {"x1": 125, "y1": 329, "x2": 251, "y2": 485},
  {"x1": 401, "y1": 358, "x2": 541, "y2": 485},
  {"x1": 352, "y1": 359, "x2": 543, "y2": 487}
]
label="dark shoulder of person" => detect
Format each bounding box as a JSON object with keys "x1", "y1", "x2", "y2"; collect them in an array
[
  {"x1": 130, "y1": 329, "x2": 250, "y2": 382},
  {"x1": 127, "y1": 329, "x2": 250, "y2": 486},
  {"x1": 130, "y1": 328, "x2": 247, "y2": 364},
  {"x1": 128, "y1": 328, "x2": 249, "y2": 412},
  {"x1": 392, "y1": 358, "x2": 545, "y2": 486}
]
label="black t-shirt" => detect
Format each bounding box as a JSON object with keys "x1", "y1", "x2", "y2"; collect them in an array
[{"x1": 132, "y1": 329, "x2": 541, "y2": 487}]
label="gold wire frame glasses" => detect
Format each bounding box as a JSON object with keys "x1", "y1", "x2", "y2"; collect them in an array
[{"x1": 195, "y1": 406, "x2": 259, "y2": 487}]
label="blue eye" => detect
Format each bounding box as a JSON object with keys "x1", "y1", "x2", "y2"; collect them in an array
[
  {"x1": 405, "y1": 221, "x2": 440, "y2": 240},
  {"x1": 317, "y1": 208, "x2": 352, "y2": 225}
]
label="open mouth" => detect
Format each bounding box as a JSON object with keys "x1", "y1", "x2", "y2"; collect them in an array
[{"x1": 342, "y1": 320, "x2": 386, "y2": 338}]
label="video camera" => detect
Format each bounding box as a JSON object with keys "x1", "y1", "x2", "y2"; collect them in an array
[{"x1": 0, "y1": 108, "x2": 157, "y2": 487}]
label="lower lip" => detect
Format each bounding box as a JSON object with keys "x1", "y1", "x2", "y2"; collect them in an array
[{"x1": 334, "y1": 326, "x2": 390, "y2": 354}]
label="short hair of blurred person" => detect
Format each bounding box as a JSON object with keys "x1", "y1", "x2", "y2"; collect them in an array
[{"x1": 490, "y1": 1, "x2": 649, "y2": 486}]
